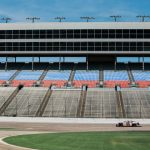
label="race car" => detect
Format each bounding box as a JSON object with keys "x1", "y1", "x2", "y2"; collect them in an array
[{"x1": 116, "y1": 120, "x2": 141, "y2": 127}]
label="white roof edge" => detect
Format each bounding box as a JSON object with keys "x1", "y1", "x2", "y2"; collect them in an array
[{"x1": 0, "y1": 22, "x2": 150, "y2": 30}]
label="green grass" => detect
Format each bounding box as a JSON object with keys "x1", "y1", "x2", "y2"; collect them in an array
[
  {"x1": 0, "y1": 128, "x2": 16, "y2": 131},
  {"x1": 4, "y1": 131, "x2": 150, "y2": 150}
]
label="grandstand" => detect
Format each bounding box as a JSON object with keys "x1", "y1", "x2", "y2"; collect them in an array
[{"x1": 0, "y1": 22, "x2": 149, "y2": 118}]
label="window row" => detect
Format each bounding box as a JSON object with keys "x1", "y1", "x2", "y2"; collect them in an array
[
  {"x1": 0, "y1": 46, "x2": 149, "y2": 51},
  {"x1": 0, "y1": 29, "x2": 150, "y2": 39},
  {"x1": 0, "y1": 42, "x2": 150, "y2": 47}
]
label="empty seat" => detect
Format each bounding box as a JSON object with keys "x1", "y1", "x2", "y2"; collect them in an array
[
  {"x1": 44, "y1": 71, "x2": 70, "y2": 80},
  {"x1": 12, "y1": 80, "x2": 35, "y2": 87},
  {"x1": 0, "y1": 70, "x2": 16, "y2": 80},
  {"x1": 104, "y1": 70, "x2": 129, "y2": 81},
  {"x1": 15, "y1": 71, "x2": 43, "y2": 80},
  {"x1": 132, "y1": 71, "x2": 150, "y2": 81}
]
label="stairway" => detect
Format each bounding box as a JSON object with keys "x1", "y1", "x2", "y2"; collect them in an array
[
  {"x1": 126, "y1": 64, "x2": 135, "y2": 84},
  {"x1": 99, "y1": 65, "x2": 104, "y2": 87},
  {"x1": 76, "y1": 86, "x2": 87, "y2": 117},
  {"x1": 35, "y1": 88, "x2": 52, "y2": 117},
  {"x1": 68, "y1": 67, "x2": 75, "y2": 86},
  {"x1": 115, "y1": 91, "x2": 126, "y2": 118},
  {"x1": 9, "y1": 70, "x2": 21, "y2": 82},
  {"x1": 35, "y1": 64, "x2": 49, "y2": 86}
]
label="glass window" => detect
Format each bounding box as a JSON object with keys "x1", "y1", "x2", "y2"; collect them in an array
[
  {"x1": 116, "y1": 42, "x2": 122, "y2": 47},
  {"x1": 20, "y1": 30, "x2": 25, "y2": 34},
  {"x1": 95, "y1": 42, "x2": 101, "y2": 46},
  {"x1": 0, "y1": 30, "x2": 5, "y2": 34},
  {"x1": 26, "y1": 30, "x2": 32, "y2": 34},
  {"x1": 40, "y1": 30, "x2": 46, "y2": 34},
  {"x1": 109, "y1": 30, "x2": 115, "y2": 34},
  {"x1": 116, "y1": 30, "x2": 122, "y2": 34},
  {"x1": 20, "y1": 42, "x2": 25, "y2": 47},
  {"x1": 102, "y1": 30, "x2": 109, "y2": 34},
  {"x1": 26, "y1": 42, "x2": 32, "y2": 47},
  {"x1": 74, "y1": 30, "x2": 80, "y2": 34},
  {"x1": 67, "y1": 42, "x2": 73, "y2": 46},
  {"x1": 33, "y1": 30, "x2": 39, "y2": 34},
  {"x1": 74, "y1": 42, "x2": 80, "y2": 47},
  {"x1": 81, "y1": 30, "x2": 87, "y2": 34}
]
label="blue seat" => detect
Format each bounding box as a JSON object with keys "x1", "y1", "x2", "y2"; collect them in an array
[
  {"x1": 44, "y1": 71, "x2": 70, "y2": 80},
  {"x1": 104, "y1": 71, "x2": 129, "y2": 81},
  {"x1": 15, "y1": 71, "x2": 43, "y2": 80},
  {"x1": 0, "y1": 70, "x2": 16, "y2": 80},
  {"x1": 74, "y1": 71, "x2": 99, "y2": 81},
  {"x1": 132, "y1": 71, "x2": 150, "y2": 81}
]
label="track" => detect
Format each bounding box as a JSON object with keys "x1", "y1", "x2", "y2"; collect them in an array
[{"x1": 0, "y1": 118, "x2": 150, "y2": 150}]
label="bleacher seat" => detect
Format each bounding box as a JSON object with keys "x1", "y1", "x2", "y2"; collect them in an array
[
  {"x1": 43, "y1": 71, "x2": 70, "y2": 87},
  {"x1": 43, "y1": 80, "x2": 66, "y2": 87},
  {"x1": 132, "y1": 71, "x2": 150, "y2": 81},
  {"x1": 74, "y1": 71, "x2": 99, "y2": 81},
  {"x1": 0, "y1": 70, "x2": 16, "y2": 80},
  {"x1": 15, "y1": 71, "x2": 43, "y2": 80},
  {"x1": 104, "y1": 70, "x2": 129, "y2": 81},
  {"x1": 104, "y1": 70, "x2": 129, "y2": 88},
  {"x1": 105, "y1": 81, "x2": 129, "y2": 88},
  {"x1": 136, "y1": 81, "x2": 150, "y2": 88},
  {"x1": 12, "y1": 80, "x2": 35, "y2": 87},
  {"x1": 73, "y1": 81, "x2": 98, "y2": 88},
  {"x1": 73, "y1": 71, "x2": 99, "y2": 88}
]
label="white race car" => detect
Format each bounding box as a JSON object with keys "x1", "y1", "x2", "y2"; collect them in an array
[{"x1": 116, "y1": 121, "x2": 141, "y2": 127}]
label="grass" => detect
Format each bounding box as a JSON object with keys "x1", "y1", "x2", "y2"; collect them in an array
[
  {"x1": 0, "y1": 128, "x2": 16, "y2": 131},
  {"x1": 4, "y1": 131, "x2": 150, "y2": 150}
]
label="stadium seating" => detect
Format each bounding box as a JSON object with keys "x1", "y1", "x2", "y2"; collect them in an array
[
  {"x1": 73, "y1": 71, "x2": 99, "y2": 88},
  {"x1": 104, "y1": 81, "x2": 129, "y2": 88},
  {"x1": 132, "y1": 71, "x2": 150, "y2": 81},
  {"x1": 121, "y1": 89, "x2": 150, "y2": 118},
  {"x1": 12, "y1": 80, "x2": 35, "y2": 87},
  {"x1": 43, "y1": 89, "x2": 81, "y2": 117},
  {"x1": 43, "y1": 71, "x2": 70, "y2": 87},
  {"x1": 0, "y1": 87, "x2": 16, "y2": 109},
  {"x1": 132, "y1": 71, "x2": 150, "y2": 87},
  {"x1": 43, "y1": 80, "x2": 66, "y2": 87},
  {"x1": 15, "y1": 71, "x2": 43, "y2": 80},
  {"x1": 4, "y1": 87, "x2": 48, "y2": 117},
  {"x1": 73, "y1": 81, "x2": 98, "y2": 88},
  {"x1": 84, "y1": 88, "x2": 118, "y2": 118},
  {"x1": 11, "y1": 71, "x2": 43, "y2": 87},
  {"x1": 104, "y1": 70, "x2": 129, "y2": 88},
  {"x1": 0, "y1": 70, "x2": 16, "y2": 80}
]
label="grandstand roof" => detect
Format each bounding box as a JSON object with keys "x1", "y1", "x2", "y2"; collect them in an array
[{"x1": 0, "y1": 22, "x2": 150, "y2": 30}]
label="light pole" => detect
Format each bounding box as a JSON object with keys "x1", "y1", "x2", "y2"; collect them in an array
[
  {"x1": 54, "y1": 17, "x2": 66, "y2": 22},
  {"x1": 1, "y1": 17, "x2": 12, "y2": 23},
  {"x1": 136, "y1": 15, "x2": 150, "y2": 22},
  {"x1": 26, "y1": 17, "x2": 40, "y2": 23},
  {"x1": 80, "y1": 16, "x2": 95, "y2": 22},
  {"x1": 110, "y1": 16, "x2": 121, "y2": 22}
]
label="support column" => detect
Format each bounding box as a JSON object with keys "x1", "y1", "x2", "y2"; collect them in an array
[
  {"x1": 5, "y1": 57, "x2": 8, "y2": 71},
  {"x1": 15, "y1": 57, "x2": 16, "y2": 63},
  {"x1": 142, "y1": 56, "x2": 145, "y2": 71},
  {"x1": 86, "y1": 56, "x2": 88, "y2": 71},
  {"x1": 59, "y1": 56, "x2": 61, "y2": 71},
  {"x1": 32, "y1": 57, "x2": 34, "y2": 71},
  {"x1": 39, "y1": 57, "x2": 40, "y2": 63}
]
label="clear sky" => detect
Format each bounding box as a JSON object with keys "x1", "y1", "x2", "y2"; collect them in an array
[{"x1": 0, "y1": 0, "x2": 150, "y2": 22}]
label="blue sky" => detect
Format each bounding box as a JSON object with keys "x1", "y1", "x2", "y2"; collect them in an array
[{"x1": 0, "y1": 0, "x2": 150, "y2": 22}]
